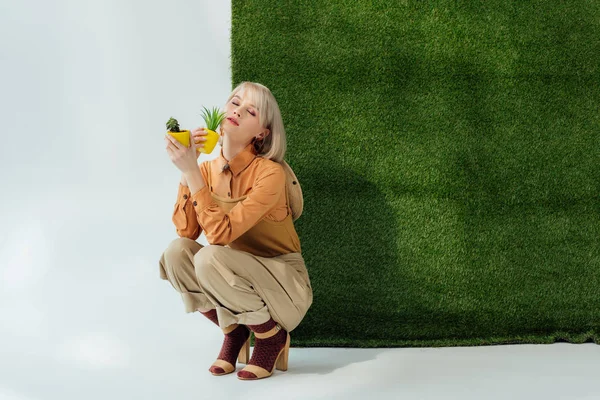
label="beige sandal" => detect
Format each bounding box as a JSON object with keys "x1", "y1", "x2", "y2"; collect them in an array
[
  {"x1": 237, "y1": 323, "x2": 290, "y2": 380},
  {"x1": 209, "y1": 324, "x2": 251, "y2": 376}
]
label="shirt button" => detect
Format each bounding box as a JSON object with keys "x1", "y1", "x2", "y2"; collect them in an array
[
  {"x1": 183, "y1": 194, "x2": 188, "y2": 199},
  {"x1": 193, "y1": 201, "x2": 197, "y2": 206}
]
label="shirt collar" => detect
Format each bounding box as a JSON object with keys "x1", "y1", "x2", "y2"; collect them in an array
[{"x1": 216, "y1": 142, "x2": 258, "y2": 176}]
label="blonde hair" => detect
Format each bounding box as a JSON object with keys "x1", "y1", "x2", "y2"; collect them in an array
[{"x1": 218, "y1": 81, "x2": 287, "y2": 163}]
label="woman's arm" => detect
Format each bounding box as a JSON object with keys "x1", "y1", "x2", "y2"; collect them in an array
[
  {"x1": 180, "y1": 172, "x2": 187, "y2": 187},
  {"x1": 172, "y1": 176, "x2": 202, "y2": 240}
]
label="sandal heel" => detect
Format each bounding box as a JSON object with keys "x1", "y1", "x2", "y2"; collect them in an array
[
  {"x1": 275, "y1": 332, "x2": 290, "y2": 371},
  {"x1": 237, "y1": 335, "x2": 251, "y2": 364}
]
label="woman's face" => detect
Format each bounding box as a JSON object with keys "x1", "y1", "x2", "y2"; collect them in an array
[{"x1": 222, "y1": 89, "x2": 267, "y2": 143}]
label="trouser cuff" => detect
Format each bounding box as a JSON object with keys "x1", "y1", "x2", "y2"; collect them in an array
[
  {"x1": 215, "y1": 304, "x2": 271, "y2": 329},
  {"x1": 181, "y1": 292, "x2": 214, "y2": 313}
]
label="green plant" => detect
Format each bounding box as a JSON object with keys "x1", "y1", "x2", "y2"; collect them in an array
[
  {"x1": 200, "y1": 106, "x2": 227, "y2": 131},
  {"x1": 166, "y1": 117, "x2": 181, "y2": 132}
]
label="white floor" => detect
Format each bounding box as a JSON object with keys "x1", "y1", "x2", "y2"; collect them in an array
[{"x1": 1, "y1": 1, "x2": 599, "y2": 399}]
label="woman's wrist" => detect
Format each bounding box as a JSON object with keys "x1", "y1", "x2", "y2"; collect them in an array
[{"x1": 180, "y1": 173, "x2": 188, "y2": 187}]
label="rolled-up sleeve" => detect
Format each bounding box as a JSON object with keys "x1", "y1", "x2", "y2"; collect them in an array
[
  {"x1": 189, "y1": 163, "x2": 285, "y2": 245},
  {"x1": 172, "y1": 182, "x2": 202, "y2": 240}
]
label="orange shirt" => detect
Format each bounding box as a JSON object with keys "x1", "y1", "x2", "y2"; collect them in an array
[{"x1": 172, "y1": 142, "x2": 293, "y2": 246}]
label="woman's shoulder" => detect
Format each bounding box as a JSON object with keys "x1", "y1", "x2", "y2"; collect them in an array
[{"x1": 253, "y1": 156, "x2": 284, "y2": 175}]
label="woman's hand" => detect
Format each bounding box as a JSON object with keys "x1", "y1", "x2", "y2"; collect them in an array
[
  {"x1": 190, "y1": 127, "x2": 209, "y2": 158},
  {"x1": 164, "y1": 128, "x2": 208, "y2": 173}
]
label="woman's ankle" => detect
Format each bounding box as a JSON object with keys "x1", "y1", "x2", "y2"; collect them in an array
[
  {"x1": 199, "y1": 308, "x2": 219, "y2": 326},
  {"x1": 247, "y1": 317, "x2": 278, "y2": 334},
  {"x1": 223, "y1": 323, "x2": 243, "y2": 334}
]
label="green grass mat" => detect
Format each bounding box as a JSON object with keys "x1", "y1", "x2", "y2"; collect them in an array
[{"x1": 231, "y1": 0, "x2": 600, "y2": 347}]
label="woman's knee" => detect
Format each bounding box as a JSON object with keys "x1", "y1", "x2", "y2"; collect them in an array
[
  {"x1": 163, "y1": 237, "x2": 200, "y2": 259},
  {"x1": 161, "y1": 237, "x2": 202, "y2": 274},
  {"x1": 193, "y1": 244, "x2": 225, "y2": 282}
]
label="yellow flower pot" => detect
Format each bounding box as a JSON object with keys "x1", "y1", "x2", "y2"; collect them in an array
[{"x1": 167, "y1": 129, "x2": 219, "y2": 154}]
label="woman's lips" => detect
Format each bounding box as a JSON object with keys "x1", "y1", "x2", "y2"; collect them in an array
[{"x1": 227, "y1": 117, "x2": 239, "y2": 126}]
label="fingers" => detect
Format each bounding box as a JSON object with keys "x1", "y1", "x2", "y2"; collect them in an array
[
  {"x1": 166, "y1": 134, "x2": 183, "y2": 148},
  {"x1": 192, "y1": 127, "x2": 208, "y2": 136},
  {"x1": 191, "y1": 129, "x2": 208, "y2": 142},
  {"x1": 165, "y1": 139, "x2": 174, "y2": 158},
  {"x1": 165, "y1": 134, "x2": 183, "y2": 150}
]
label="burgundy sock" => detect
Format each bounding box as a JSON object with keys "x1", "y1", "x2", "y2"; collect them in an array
[
  {"x1": 210, "y1": 324, "x2": 251, "y2": 374},
  {"x1": 248, "y1": 317, "x2": 277, "y2": 333},
  {"x1": 200, "y1": 309, "x2": 250, "y2": 374},
  {"x1": 238, "y1": 318, "x2": 287, "y2": 379},
  {"x1": 199, "y1": 309, "x2": 219, "y2": 327}
]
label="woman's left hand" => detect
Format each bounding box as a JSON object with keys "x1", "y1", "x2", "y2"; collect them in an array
[{"x1": 165, "y1": 132, "x2": 200, "y2": 174}]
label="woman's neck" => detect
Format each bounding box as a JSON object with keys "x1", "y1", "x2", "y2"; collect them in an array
[{"x1": 222, "y1": 137, "x2": 250, "y2": 161}]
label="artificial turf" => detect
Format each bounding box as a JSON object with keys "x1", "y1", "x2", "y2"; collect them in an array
[{"x1": 231, "y1": 0, "x2": 600, "y2": 347}]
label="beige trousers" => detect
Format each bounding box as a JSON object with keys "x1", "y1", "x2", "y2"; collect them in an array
[{"x1": 159, "y1": 237, "x2": 313, "y2": 332}]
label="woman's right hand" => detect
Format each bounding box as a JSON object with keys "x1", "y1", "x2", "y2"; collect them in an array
[{"x1": 191, "y1": 127, "x2": 208, "y2": 158}]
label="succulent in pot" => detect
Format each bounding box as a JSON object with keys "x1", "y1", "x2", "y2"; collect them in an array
[
  {"x1": 198, "y1": 106, "x2": 226, "y2": 154},
  {"x1": 165, "y1": 117, "x2": 195, "y2": 150},
  {"x1": 165, "y1": 106, "x2": 225, "y2": 154}
]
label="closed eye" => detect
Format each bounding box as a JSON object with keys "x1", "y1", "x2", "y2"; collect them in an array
[{"x1": 232, "y1": 101, "x2": 256, "y2": 116}]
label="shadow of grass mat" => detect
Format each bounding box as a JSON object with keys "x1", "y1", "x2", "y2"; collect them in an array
[{"x1": 232, "y1": 0, "x2": 600, "y2": 347}]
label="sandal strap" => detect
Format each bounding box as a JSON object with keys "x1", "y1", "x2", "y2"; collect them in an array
[
  {"x1": 211, "y1": 359, "x2": 235, "y2": 373},
  {"x1": 239, "y1": 364, "x2": 271, "y2": 378},
  {"x1": 253, "y1": 323, "x2": 282, "y2": 339}
]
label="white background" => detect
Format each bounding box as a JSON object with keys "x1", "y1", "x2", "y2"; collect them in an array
[{"x1": 1, "y1": 1, "x2": 599, "y2": 399}]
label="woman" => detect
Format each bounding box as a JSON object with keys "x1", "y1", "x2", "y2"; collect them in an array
[{"x1": 160, "y1": 81, "x2": 313, "y2": 380}]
